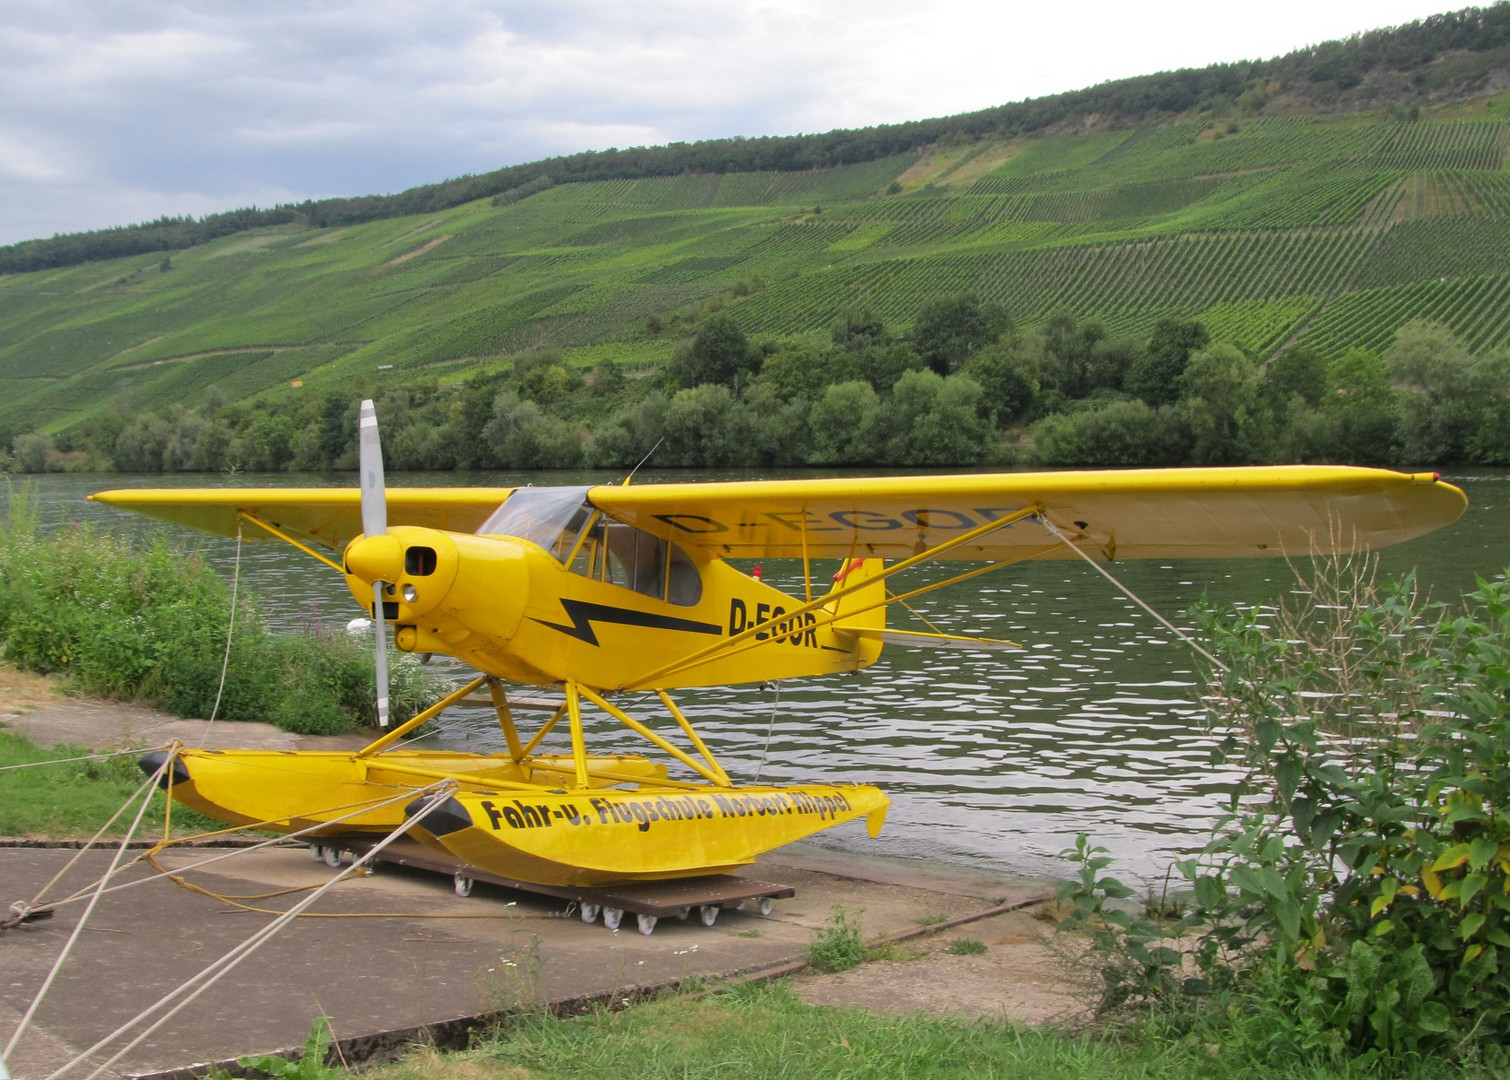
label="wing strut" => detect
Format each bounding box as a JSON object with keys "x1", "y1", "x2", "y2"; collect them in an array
[
  {"x1": 1035, "y1": 513, "x2": 1229, "y2": 673},
  {"x1": 235, "y1": 511, "x2": 344, "y2": 573}
]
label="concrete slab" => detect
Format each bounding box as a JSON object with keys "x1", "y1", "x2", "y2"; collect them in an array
[
  {"x1": 1, "y1": 842, "x2": 1045, "y2": 1078},
  {"x1": 3, "y1": 701, "x2": 371, "y2": 754}
]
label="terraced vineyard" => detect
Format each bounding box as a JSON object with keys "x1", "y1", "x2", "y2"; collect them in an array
[{"x1": 4, "y1": 93, "x2": 1510, "y2": 431}]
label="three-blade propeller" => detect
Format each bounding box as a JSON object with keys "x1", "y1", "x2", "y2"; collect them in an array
[{"x1": 358, "y1": 399, "x2": 390, "y2": 728}]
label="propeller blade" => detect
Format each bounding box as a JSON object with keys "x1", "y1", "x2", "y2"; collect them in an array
[
  {"x1": 373, "y1": 581, "x2": 390, "y2": 729},
  {"x1": 359, "y1": 399, "x2": 386, "y2": 538},
  {"x1": 359, "y1": 399, "x2": 391, "y2": 728}
]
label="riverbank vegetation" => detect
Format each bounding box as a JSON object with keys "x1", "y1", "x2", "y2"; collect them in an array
[
  {"x1": 1061, "y1": 559, "x2": 1510, "y2": 1072},
  {"x1": 366, "y1": 977, "x2": 1453, "y2": 1080},
  {"x1": 13, "y1": 308, "x2": 1509, "y2": 474},
  {"x1": 0, "y1": 488, "x2": 438, "y2": 733}
]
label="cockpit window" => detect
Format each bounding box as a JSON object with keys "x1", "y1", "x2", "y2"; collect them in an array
[
  {"x1": 477, "y1": 486, "x2": 591, "y2": 563},
  {"x1": 481, "y1": 487, "x2": 702, "y2": 606}
]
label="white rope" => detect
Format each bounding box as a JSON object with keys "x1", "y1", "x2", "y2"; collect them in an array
[
  {"x1": 4, "y1": 755, "x2": 169, "y2": 1064},
  {"x1": 1035, "y1": 514, "x2": 1229, "y2": 673},
  {"x1": 10, "y1": 746, "x2": 177, "y2": 919},
  {"x1": 34, "y1": 783, "x2": 443, "y2": 915},
  {"x1": 48, "y1": 782, "x2": 457, "y2": 1080},
  {"x1": 0, "y1": 746, "x2": 157, "y2": 773},
  {"x1": 204, "y1": 520, "x2": 243, "y2": 731}
]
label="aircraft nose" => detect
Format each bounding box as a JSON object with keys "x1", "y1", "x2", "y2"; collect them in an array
[{"x1": 345, "y1": 533, "x2": 404, "y2": 584}]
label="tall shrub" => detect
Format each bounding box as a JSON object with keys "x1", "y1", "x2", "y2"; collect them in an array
[
  {"x1": 0, "y1": 494, "x2": 439, "y2": 733},
  {"x1": 1062, "y1": 556, "x2": 1510, "y2": 1068}
]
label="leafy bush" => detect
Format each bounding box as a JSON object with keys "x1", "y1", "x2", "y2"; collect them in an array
[
  {"x1": 1057, "y1": 834, "x2": 1186, "y2": 1013},
  {"x1": 1030, "y1": 400, "x2": 1190, "y2": 466},
  {"x1": 1062, "y1": 556, "x2": 1510, "y2": 1069},
  {"x1": 0, "y1": 493, "x2": 441, "y2": 732}
]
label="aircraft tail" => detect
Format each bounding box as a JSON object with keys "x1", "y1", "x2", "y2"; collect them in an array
[{"x1": 827, "y1": 557, "x2": 885, "y2": 668}]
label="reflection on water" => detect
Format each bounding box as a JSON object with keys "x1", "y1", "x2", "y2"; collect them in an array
[{"x1": 17, "y1": 469, "x2": 1510, "y2": 881}]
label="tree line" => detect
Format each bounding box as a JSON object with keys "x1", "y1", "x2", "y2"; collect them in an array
[
  {"x1": 9, "y1": 297, "x2": 1510, "y2": 475},
  {"x1": 4, "y1": 4, "x2": 1508, "y2": 273}
]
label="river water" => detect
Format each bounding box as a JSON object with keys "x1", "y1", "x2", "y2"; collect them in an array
[{"x1": 15, "y1": 468, "x2": 1510, "y2": 884}]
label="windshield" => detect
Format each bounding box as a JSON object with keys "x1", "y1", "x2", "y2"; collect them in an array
[{"x1": 477, "y1": 487, "x2": 592, "y2": 562}]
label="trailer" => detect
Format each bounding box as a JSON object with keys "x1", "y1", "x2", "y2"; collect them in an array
[{"x1": 313, "y1": 834, "x2": 795, "y2": 935}]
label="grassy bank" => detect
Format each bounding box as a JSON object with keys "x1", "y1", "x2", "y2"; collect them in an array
[
  {"x1": 0, "y1": 728, "x2": 220, "y2": 837},
  {"x1": 0, "y1": 486, "x2": 440, "y2": 733},
  {"x1": 366, "y1": 979, "x2": 1454, "y2": 1080}
]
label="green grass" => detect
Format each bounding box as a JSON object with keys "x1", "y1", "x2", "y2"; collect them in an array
[
  {"x1": 8, "y1": 105, "x2": 1510, "y2": 433},
  {"x1": 0, "y1": 729, "x2": 220, "y2": 837},
  {"x1": 944, "y1": 938, "x2": 988, "y2": 956},
  {"x1": 368, "y1": 979, "x2": 1449, "y2": 1080}
]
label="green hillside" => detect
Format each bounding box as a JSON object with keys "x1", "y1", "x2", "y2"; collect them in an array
[{"x1": 6, "y1": 89, "x2": 1510, "y2": 440}]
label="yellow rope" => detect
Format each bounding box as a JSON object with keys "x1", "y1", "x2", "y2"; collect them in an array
[{"x1": 137, "y1": 785, "x2": 570, "y2": 921}]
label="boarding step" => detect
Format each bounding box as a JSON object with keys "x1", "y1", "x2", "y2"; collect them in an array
[{"x1": 456, "y1": 694, "x2": 564, "y2": 711}]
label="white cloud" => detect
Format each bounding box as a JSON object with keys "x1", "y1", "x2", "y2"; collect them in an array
[{"x1": 0, "y1": 129, "x2": 77, "y2": 183}]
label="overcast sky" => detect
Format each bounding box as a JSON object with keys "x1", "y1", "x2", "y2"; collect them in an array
[{"x1": 0, "y1": 0, "x2": 1461, "y2": 246}]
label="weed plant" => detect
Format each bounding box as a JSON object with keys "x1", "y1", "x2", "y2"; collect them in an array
[
  {"x1": 1060, "y1": 554, "x2": 1510, "y2": 1072},
  {"x1": 477, "y1": 933, "x2": 547, "y2": 1014},
  {"x1": 207, "y1": 1016, "x2": 341, "y2": 1080},
  {"x1": 944, "y1": 938, "x2": 988, "y2": 956},
  {"x1": 806, "y1": 905, "x2": 865, "y2": 973},
  {"x1": 0, "y1": 487, "x2": 439, "y2": 733}
]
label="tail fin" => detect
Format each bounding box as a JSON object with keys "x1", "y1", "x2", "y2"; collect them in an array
[{"x1": 827, "y1": 557, "x2": 885, "y2": 668}]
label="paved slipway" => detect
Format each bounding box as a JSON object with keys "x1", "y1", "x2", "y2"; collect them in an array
[{"x1": 1, "y1": 689, "x2": 1083, "y2": 1079}]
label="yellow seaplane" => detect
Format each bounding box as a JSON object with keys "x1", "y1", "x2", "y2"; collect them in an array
[{"x1": 91, "y1": 401, "x2": 1466, "y2": 900}]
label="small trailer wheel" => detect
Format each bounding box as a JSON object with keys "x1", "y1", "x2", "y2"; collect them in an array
[
  {"x1": 677, "y1": 906, "x2": 691, "y2": 921},
  {"x1": 309, "y1": 844, "x2": 325, "y2": 862},
  {"x1": 580, "y1": 903, "x2": 601, "y2": 924},
  {"x1": 759, "y1": 896, "x2": 773, "y2": 916},
  {"x1": 637, "y1": 913, "x2": 658, "y2": 936},
  {"x1": 699, "y1": 904, "x2": 719, "y2": 927},
  {"x1": 453, "y1": 872, "x2": 474, "y2": 897},
  {"x1": 323, "y1": 846, "x2": 343, "y2": 868},
  {"x1": 602, "y1": 907, "x2": 624, "y2": 931}
]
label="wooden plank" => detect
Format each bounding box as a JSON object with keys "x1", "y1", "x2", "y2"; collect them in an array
[{"x1": 324, "y1": 834, "x2": 793, "y2": 918}]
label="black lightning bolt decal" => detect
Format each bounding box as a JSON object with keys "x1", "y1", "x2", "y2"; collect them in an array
[{"x1": 531, "y1": 599, "x2": 723, "y2": 646}]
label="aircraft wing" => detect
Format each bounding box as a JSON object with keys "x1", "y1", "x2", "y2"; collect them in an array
[
  {"x1": 587, "y1": 466, "x2": 1466, "y2": 561},
  {"x1": 88, "y1": 487, "x2": 515, "y2": 550},
  {"x1": 91, "y1": 466, "x2": 1465, "y2": 563}
]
